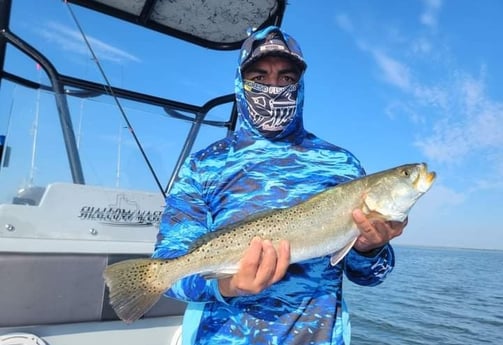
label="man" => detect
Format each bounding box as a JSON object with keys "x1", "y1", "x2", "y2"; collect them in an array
[{"x1": 153, "y1": 26, "x2": 406, "y2": 345}]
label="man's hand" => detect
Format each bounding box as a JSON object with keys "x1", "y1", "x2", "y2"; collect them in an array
[
  {"x1": 218, "y1": 237, "x2": 290, "y2": 297},
  {"x1": 352, "y1": 209, "x2": 408, "y2": 254}
]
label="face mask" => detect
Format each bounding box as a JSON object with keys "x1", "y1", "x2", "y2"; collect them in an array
[{"x1": 243, "y1": 80, "x2": 298, "y2": 136}]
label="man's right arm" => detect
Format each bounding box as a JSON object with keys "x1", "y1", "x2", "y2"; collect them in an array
[{"x1": 152, "y1": 159, "x2": 220, "y2": 302}]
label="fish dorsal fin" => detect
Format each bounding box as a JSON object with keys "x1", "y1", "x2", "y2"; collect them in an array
[{"x1": 330, "y1": 238, "x2": 357, "y2": 266}]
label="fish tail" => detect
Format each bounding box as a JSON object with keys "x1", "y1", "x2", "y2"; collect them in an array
[{"x1": 103, "y1": 258, "x2": 174, "y2": 323}]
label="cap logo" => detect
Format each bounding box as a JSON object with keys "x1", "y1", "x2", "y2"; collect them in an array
[{"x1": 259, "y1": 43, "x2": 286, "y2": 52}]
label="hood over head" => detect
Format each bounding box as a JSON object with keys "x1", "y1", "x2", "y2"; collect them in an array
[{"x1": 235, "y1": 26, "x2": 307, "y2": 141}]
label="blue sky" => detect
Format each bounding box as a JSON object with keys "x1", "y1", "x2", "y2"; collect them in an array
[{"x1": 2, "y1": 0, "x2": 502, "y2": 250}]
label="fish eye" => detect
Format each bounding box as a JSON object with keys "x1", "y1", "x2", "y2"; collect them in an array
[{"x1": 402, "y1": 169, "x2": 410, "y2": 177}]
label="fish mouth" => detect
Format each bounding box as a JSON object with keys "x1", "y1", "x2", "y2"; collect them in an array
[{"x1": 415, "y1": 163, "x2": 436, "y2": 192}]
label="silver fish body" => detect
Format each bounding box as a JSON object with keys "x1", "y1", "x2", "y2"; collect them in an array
[{"x1": 104, "y1": 163, "x2": 436, "y2": 323}]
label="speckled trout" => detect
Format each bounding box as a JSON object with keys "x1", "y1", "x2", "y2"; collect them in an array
[{"x1": 104, "y1": 163, "x2": 435, "y2": 323}]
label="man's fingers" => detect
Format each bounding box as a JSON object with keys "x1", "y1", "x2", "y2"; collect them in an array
[
  {"x1": 230, "y1": 237, "x2": 291, "y2": 295},
  {"x1": 270, "y1": 240, "x2": 291, "y2": 284},
  {"x1": 254, "y1": 240, "x2": 278, "y2": 286},
  {"x1": 352, "y1": 208, "x2": 409, "y2": 253},
  {"x1": 352, "y1": 209, "x2": 374, "y2": 233},
  {"x1": 240, "y1": 237, "x2": 263, "y2": 275}
]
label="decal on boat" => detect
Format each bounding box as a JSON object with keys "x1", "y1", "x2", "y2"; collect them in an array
[{"x1": 78, "y1": 194, "x2": 162, "y2": 226}]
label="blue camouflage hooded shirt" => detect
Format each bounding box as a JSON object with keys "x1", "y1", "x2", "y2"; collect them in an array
[{"x1": 153, "y1": 26, "x2": 395, "y2": 345}]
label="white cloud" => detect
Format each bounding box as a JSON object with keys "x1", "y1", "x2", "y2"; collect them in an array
[
  {"x1": 415, "y1": 120, "x2": 471, "y2": 163},
  {"x1": 411, "y1": 37, "x2": 433, "y2": 55},
  {"x1": 414, "y1": 73, "x2": 503, "y2": 167},
  {"x1": 335, "y1": 13, "x2": 354, "y2": 34},
  {"x1": 339, "y1": 17, "x2": 503, "y2": 177},
  {"x1": 420, "y1": 0, "x2": 443, "y2": 29},
  {"x1": 372, "y1": 50, "x2": 412, "y2": 91},
  {"x1": 461, "y1": 76, "x2": 503, "y2": 147},
  {"x1": 38, "y1": 21, "x2": 140, "y2": 64}
]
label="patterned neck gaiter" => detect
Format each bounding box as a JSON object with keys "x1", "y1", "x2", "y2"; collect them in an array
[{"x1": 243, "y1": 80, "x2": 299, "y2": 137}]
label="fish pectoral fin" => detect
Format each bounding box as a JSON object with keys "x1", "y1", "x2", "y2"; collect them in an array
[{"x1": 330, "y1": 238, "x2": 357, "y2": 266}]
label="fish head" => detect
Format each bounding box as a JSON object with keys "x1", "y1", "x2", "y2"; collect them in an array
[{"x1": 364, "y1": 163, "x2": 436, "y2": 222}]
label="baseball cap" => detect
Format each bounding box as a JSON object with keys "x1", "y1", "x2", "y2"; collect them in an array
[{"x1": 240, "y1": 27, "x2": 307, "y2": 73}]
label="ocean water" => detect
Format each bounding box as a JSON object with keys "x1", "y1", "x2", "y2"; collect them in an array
[{"x1": 344, "y1": 245, "x2": 503, "y2": 345}]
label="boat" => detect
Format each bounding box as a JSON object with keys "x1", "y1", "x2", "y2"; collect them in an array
[{"x1": 0, "y1": 0, "x2": 286, "y2": 343}]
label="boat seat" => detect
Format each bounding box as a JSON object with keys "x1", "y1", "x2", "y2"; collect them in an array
[{"x1": 0, "y1": 253, "x2": 186, "y2": 327}]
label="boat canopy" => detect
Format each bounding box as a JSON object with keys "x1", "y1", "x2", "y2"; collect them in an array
[{"x1": 67, "y1": 0, "x2": 286, "y2": 50}]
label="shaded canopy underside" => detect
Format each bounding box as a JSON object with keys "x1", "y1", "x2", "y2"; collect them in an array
[{"x1": 67, "y1": 0, "x2": 286, "y2": 50}]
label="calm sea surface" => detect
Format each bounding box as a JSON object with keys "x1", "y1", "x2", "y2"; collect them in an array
[{"x1": 344, "y1": 245, "x2": 503, "y2": 345}]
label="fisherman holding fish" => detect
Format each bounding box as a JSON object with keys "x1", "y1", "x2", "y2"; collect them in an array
[{"x1": 105, "y1": 27, "x2": 433, "y2": 344}]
